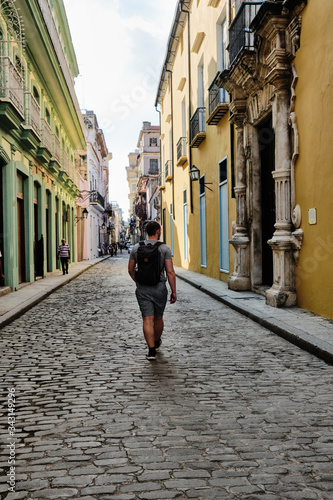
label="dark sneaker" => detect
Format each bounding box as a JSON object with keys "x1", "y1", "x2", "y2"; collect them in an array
[
  {"x1": 146, "y1": 347, "x2": 156, "y2": 360},
  {"x1": 155, "y1": 339, "x2": 162, "y2": 351}
]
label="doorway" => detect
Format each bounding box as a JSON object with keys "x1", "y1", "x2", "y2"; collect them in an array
[
  {"x1": 0, "y1": 167, "x2": 3, "y2": 285},
  {"x1": 17, "y1": 173, "x2": 26, "y2": 283},
  {"x1": 259, "y1": 116, "x2": 275, "y2": 286}
]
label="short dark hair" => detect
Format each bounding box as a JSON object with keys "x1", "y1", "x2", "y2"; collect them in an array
[{"x1": 145, "y1": 220, "x2": 161, "y2": 236}]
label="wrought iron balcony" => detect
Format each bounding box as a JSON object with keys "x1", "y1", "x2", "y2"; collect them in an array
[
  {"x1": 158, "y1": 173, "x2": 165, "y2": 190},
  {"x1": 40, "y1": 118, "x2": 52, "y2": 153},
  {"x1": 228, "y1": 1, "x2": 263, "y2": 68},
  {"x1": 190, "y1": 107, "x2": 206, "y2": 148},
  {"x1": 23, "y1": 92, "x2": 41, "y2": 138},
  {"x1": 165, "y1": 160, "x2": 173, "y2": 181},
  {"x1": 90, "y1": 191, "x2": 105, "y2": 209},
  {"x1": 208, "y1": 82, "x2": 228, "y2": 125},
  {"x1": 52, "y1": 134, "x2": 61, "y2": 165},
  {"x1": 61, "y1": 149, "x2": 69, "y2": 176},
  {"x1": 176, "y1": 137, "x2": 187, "y2": 166},
  {"x1": 0, "y1": 57, "x2": 24, "y2": 117}
]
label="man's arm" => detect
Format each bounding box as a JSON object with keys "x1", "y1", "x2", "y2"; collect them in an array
[
  {"x1": 165, "y1": 259, "x2": 177, "y2": 303},
  {"x1": 128, "y1": 258, "x2": 137, "y2": 284}
]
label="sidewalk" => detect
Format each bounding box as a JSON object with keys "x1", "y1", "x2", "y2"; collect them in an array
[
  {"x1": 0, "y1": 256, "x2": 110, "y2": 330},
  {"x1": 175, "y1": 266, "x2": 333, "y2": 365}
]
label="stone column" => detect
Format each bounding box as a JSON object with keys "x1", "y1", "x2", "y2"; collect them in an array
[
  {"x1": 228, "y1": 109, "x2": 251, "y2": 291},
  {"x1": 266, "y1": 87, "x2": 296, "y2": 307}
]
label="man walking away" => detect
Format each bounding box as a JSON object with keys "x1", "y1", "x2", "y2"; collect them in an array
[
  {"x1": 57, "y1": 238, "x2": 70, "y2": 275},
  {"x1": 128, "y1": 221, "x2": 177, "y2": 360}
]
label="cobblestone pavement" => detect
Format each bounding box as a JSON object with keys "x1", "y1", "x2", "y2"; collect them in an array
[{"x1": 1, "y1": 256, "x2": 333, "y2": 500}]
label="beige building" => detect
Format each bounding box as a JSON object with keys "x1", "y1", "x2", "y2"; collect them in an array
[{"x1": 126, "y1": 151, "x2": 140, "y2": 219}]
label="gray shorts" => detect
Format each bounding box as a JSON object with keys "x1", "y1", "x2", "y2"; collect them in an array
[{"x1": 135, "y1": 281, "x2": 168, "y2": 317}]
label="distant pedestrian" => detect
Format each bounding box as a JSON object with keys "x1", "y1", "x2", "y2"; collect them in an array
[
  {"x1": 57, "y1": 238, "x2": 70, "y2": 275},
  {"x1": 128, "y1": 221, "x2": 177, "y2": 361}
]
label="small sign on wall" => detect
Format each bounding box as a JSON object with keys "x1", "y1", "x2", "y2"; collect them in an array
[{"x1": 308, "y1": 208, "x2": 317, "y2": 225}]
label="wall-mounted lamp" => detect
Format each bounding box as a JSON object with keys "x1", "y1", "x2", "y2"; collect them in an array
[
  {"x1": 75, "y1": 207, "x2": 88, "y2": 225},
  {"x1": 101, "y1": 222, "x2": 106, "y2": 230},
  {"x1": 189, "y1": 165, "x2": 200, "y2": 182},
  {"x1": 189, "y1": 165, "x2": 213, "y2": 191}
]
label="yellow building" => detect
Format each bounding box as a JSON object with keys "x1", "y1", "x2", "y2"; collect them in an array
[
  {"x1": 156, "y1": 0, "x2": 235, "y2": 281},
  {"x1": 156, "y1": 0, "x2": 333, "y2": 320}
]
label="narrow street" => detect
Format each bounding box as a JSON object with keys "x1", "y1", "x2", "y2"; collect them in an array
[{"x1": 1, "y1": 256, "x2": 333, "y2": 500}]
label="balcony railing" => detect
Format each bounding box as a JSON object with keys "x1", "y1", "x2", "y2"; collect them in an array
[
  {"x1": 143, "y1": 146, "x2": 160, "y2": 153},
  {"x1": 228, "y1": 1, "x2": 263, "y2": 68},
  {"x1": 61, "y1": 149, "x2": 69, "y2": 176},
  {"x1": 190, "y1": 107, "x2": 206, "y2": 148},
  {"x1": 0, "y1": 57, "x2": 24, "y2": 118},
  {"x1": 52, "y1": 134, "x2": 61, "y2": 165},
  {"x1": 165, "y1": 160, "x2": 173, "y2": 180},
  {"x1": 208, "y1": 85, "x2": 228, "y2": 125},
  {"x1": 90, "y1": 191, "x2": 105, "y2": 209},
  {"x1": 176, "y1": 137, "x2": 187, "y2": 166},
  {"x1": 158, "y1": 173, "x2": 165, "y2": 189},
  {"x1": 24, "y1": 92, "x2": 41, "y2": 137},
  {"x1": 40, "y1": 118, "x2": 52, "y2": 153}
]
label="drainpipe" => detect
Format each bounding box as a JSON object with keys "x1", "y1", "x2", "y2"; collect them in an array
[
  {"x1": 165, "y1": 68, "x2": 175, "y2": 220},
  {"x1": 155, "y1": 104, "x2": 163, "y2": 227},
  {"x1": 183, "y1": 6, "x2": 193, "y2": 213}
]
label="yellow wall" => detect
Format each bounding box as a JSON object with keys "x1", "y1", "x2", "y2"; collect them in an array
[
  {"x1": 294, "y1": 0, "x2": 333, "y2": 318},
  {"x1": 160, "y1": 0, "x2": 235, "y2": 282}
]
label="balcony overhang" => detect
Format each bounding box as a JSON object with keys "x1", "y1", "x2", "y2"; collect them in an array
[
  {"x1": 190, "y1": 133, "x2": 206, "y2": 148},
  {"x1": 207, "y1": 104, "x2": 228, "y2": 125},
  {"x1": 176, "y1": 156, "x2": 188, "y2": 167}
]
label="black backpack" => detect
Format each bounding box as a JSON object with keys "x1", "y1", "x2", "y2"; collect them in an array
[{"x1": 135, "y1": 241, "x2": 163, "y2": 286}]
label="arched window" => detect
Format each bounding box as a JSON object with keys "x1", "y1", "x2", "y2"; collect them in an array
[{"x1": 45, "y1": 108, "x2": 51, "y2": 124}]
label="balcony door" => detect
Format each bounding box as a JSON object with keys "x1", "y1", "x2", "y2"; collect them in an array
[
  {"x1": 170, "y1": 203, "x2": 174, "y2": 256},
  {"x1": 199, "y1": 176, "x2": 207, "y2": 268},
  {"x1": 183, "y1": 190, "x2": 188, "y2": 262},
  {"x1": 219, "y1": 158, "x2": 229, "y2": 272},
  {"x1": 17, "y1": 174, "x2": 25, "y2": 283}
]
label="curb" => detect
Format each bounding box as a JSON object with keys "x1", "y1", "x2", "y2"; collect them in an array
[
  {"x1": 176, "y1": 272, "x2": 333, "y2": 365},
  {"x1": 0, "y1": 257, "x2": 110, "y2": 330}
]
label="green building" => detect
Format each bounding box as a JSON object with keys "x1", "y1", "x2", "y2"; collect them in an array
[{"x1": 0, "y1": 0, "x2": 85, "y2": 290}]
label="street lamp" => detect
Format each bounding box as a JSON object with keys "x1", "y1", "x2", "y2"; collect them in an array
[
  {"x1": 189, "y1": 165, "x2": 200, "y2": 181},
  {"x1": 189, "y1": 165, "x2": 213, "y2": 191},
  {"x1": 75, "y1": 207, "x2": 88, "y2": 224}
]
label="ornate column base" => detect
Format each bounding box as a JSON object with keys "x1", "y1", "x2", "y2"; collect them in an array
[
  {"x1": 228, "y1": 235, "x2": 251, "y2": 291},
  {"x1": 265, "y1": 236, "x2": 297, "y2": 307}
]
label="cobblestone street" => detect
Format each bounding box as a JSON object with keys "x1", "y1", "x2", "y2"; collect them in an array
[{"x1": 1, "y1": 256, "x2": 333, "y2": 500}]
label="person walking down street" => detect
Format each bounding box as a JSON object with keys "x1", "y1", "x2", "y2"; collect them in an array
[
  {"x1": 128, "y1": 221, "x2": 177, "y2": 360},
  {"x1": 57, "y1": 238, "x2": 70, "y2": 275}
]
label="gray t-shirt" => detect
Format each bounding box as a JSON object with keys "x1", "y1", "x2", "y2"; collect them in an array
[{"x1": 130, "y1": 240, "x2": 172, "y2": 282}]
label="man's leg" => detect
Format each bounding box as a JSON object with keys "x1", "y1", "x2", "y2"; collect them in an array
[
  {"x1": 154, "y1": 316, "x2": 164, "y2": 343},
  {"x1": 61, "y1": 258, "x2": 65, "y2": 274},
  {"x1": 142, "y1": 315, "x2": 155, "y2": 348},
  {"x1": 65, "y1": 258, "x2": 69, "y2": 273}
]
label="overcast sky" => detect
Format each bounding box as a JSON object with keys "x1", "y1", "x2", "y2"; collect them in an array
[{"x1": 63, "y1": 0, "x2": 178, "y2": 219}]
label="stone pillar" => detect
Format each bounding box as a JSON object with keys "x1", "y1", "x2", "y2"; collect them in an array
[
  {"x1": 228, "y1": 113, "x2": 251, "y2": 291},
  {"x1": 266, "y1": 88, "x2": 296, "y2": 307}
]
